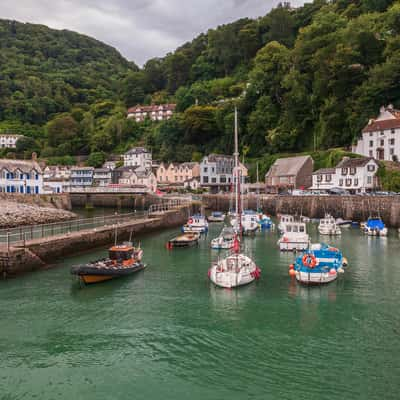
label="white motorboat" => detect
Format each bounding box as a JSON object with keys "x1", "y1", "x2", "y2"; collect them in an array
[
  {"x1": 211, "y1": 227, "x2": 235, "y2": 250},
  {"x1": 208, "y1": 212, "x2": 226, "y2": 222},
  {"x1": 318, "y1": 214, "x2": 341, "y2": 236},
  {"x1": 278, "y1": 214, "x2": 295, "y2": 233},
  {"x1": 209, "y1": 108, "x2": 261, "y2": 288},
  {"x1": 182, "y1": 215, "x2": 209, "y2": 233},
  {"x1": 364, "y1": 218, "x2": 388, "y2": 236},
  {"x1": 336, "y1": 218, "x2": 352, "y2": 228},
  {"x1": 241, "y1": 210, "x2": 259, "y2": 235},
  {"x1": 278, "y1": 222, "x2": 310, "y2": 252}
]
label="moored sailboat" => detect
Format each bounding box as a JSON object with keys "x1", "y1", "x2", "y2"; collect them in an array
[{"x1": 208, "y1": 108, "x2": 261, "y2": 288}]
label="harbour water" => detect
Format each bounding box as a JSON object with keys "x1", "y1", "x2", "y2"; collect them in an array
[{"x1": 1, "y1": 223, "x2": 400, "y2": 399}]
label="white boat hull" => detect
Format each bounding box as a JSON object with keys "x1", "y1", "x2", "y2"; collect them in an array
[
  {"x1": 209, "y1": 254, "x2": 259, "y2": 289},
  {"x1": 296, "y1": 270, "x2": 337, "y2": 285},
  {"x1": 366, "y1": 228, "x2": 388, "y2": 237},
  {"x1": 318, "y1": 227, "x2": 342, "y2": 235},
  {"x1": 278, "y1": 241, "x2": 309, "y2": 252}
]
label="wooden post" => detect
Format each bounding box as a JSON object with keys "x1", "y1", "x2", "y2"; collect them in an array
[{"x1": 7, "y1": 232, "x2": 10, "y2": 252}]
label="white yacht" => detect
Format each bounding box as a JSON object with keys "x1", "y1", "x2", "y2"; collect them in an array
[
  {"x1": 318, "y1": 214, "x2": 341, "y2": 236},
  {"x1": 209, "y1": 108, "x2": 261, "y2": 288},
  {"x1": 277, "y1": 221, "x2": 310, "y2": 252}
]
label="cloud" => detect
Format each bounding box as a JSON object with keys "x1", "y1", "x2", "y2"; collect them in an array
[{"x1": 1, "y1": 0, "x2": 306, "y2": 65}]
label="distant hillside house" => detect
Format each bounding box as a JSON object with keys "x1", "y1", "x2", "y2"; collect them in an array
[
  {"x1": 123, "y1": 147, "x2": 152, "y2": 168},
  {"x1": 0, "y1": 134, "x2": 24, "y2": 149},
  {"x1": 0, "y1": 159, "x2": 43, "y2": 194},
  {"x1": 127, "y1": 104, "x2": 176, "y2": 123},
  {"x1": 311, "y1": 168, "x2": 336, "y2": 191},
  {"x1": 93, "y1": 168, "x2": 112, "y2": 187},
  {"x1": 157, "y1": 162, "x2": 200, "y2": 184},
  {"x1": 265, "y1": 156, "x2": 314, "y2": 193},
  {"x1": 353, "y1": 105, "x2": 400, "y2": 161},
  {"x1": 200, "y1": 154, "x2": 247, "y2": 194}
]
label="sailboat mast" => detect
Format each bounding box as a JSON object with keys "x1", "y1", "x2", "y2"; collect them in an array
[{"x1": 234, "y1": 107, "x2": 239, "y2": 217}]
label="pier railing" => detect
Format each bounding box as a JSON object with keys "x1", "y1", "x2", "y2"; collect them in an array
[
  {"x1": 0, "y1": 211, "x2": 147, "y2": 248},
  {"x1": 148, "y1": 198, "x2": 191, "y2": 214}
]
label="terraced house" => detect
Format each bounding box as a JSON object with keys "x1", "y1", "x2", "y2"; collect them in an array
[
  {"x1": 156, "y1": 162, "x2": 200, "y2": 185},
  {"x1": 0, "y1": 159, "x2": 43, "y2": 194}
]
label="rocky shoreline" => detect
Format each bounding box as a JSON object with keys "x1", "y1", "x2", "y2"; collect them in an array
[{"x1": 0, "y1": 200, "x2": 76, "y2": 228}]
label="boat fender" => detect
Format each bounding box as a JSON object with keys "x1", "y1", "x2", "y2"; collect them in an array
[
  {"x1": 188, "y1": 218, "x2": 193, "y2": 225},
  {"x1": 289, "y1": 264, "x2": 295, "y2": 270},
  {"x1": 342, "y1": 257, "x2": 348, "y2": 267},
  {"x1": 302, "y1": 254, "x2": 317, "y2": 268},
  {"x1": 329, "y1": 269, "x2": 337, "y2": 276},
  {"x1": 207, "y1": 269, "x2": 211, "y2": 278},
  {"x1": 338, "y1": 268, "x2": 345, "y2": 274},
  {"x1": 289, "y1": 269, "x2": 297, "y2": 277},
  {"x1": 283, "y1": 237, "x2": 289, "y2": 243}
]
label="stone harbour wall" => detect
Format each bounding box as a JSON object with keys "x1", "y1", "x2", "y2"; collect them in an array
[
  {"x1": 202, "y1": 194, "x2": 400, "y2": 228},
  {"x1": 0, "y1": 205, "x2": 191, "y2": 278},
  {"x1": 69, "y1": 193, "x2": 161, "y2": 209}
]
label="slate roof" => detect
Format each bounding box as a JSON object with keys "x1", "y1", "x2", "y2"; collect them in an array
[
  {"x1": 337, "y1": 157, "x2": 377, "y2": 168},
  {"x1": 0, "y1": 159, "x2": 42, "y2": 173},
  {"x1": 125, "y1": 147, "x2": 150, "y2": 155},
  {"x1": 313, "y1": 168, "x2": 336, "y2": 175},
  {"x1": 266, "y1": 156, "x2": 312, "y2": 178}
]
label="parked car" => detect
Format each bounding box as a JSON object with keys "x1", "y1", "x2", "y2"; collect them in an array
[{"x1": 328, "y1": 188, "x2": 350, "y2": 196}]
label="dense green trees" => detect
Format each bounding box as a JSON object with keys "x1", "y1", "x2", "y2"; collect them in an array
[{"x1": 1, "y1": 0, "x2": 400, "y2": 168}]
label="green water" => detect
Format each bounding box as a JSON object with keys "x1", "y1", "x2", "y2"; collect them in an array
[{"x1": 1, "y1": 224, "x2": 400, "y2": 400}]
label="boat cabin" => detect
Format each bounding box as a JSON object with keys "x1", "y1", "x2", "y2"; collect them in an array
[
  {"x1": 282, "y1": 222, "x2": 306, "y2": 234},
  {"x1": 109, "y1": 245, "x2": 134, "y2": 260}
]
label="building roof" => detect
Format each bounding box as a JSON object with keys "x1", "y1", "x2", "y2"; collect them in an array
[
  {"x1": 0, "y1": 159, "x2": 42, "y2": 173},
  {"x1": 313, "y1": 168, "x2": 336, "y2": 175},
  {"x1": 125, "y1": 147, "x2": 150, "y2": 155},
  {"x1": 266, "y1": 156, "x2": 313, "y2": 178},
  {"x1": 71, "y1": 166, "x2": 94, "y2": 171},
  {"x1": 337, "y1": 157, "x2": 377, "y2": 168},
  {"x1": 206, "y1": 154, "x2": 234, "y2": 162},
  {"x1": 127, "y1": 104, "x2": 176, "y2": 114},
  {"x1": 181, "y1": 162, "x2": 198, "y2": 169},
  {"x1": 94, "y1": 168, "x2": 111, "y2": 173},
  {"x1": 362, "y1": 106, "x2": 400, "y2": 133}
]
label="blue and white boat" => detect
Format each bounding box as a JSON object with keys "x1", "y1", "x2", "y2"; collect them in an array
[
  {"x1": 364, "y1": 218, "x2": 388, "y2": 237},
  {"x1": 182, "y1": 215, "x2": 209, "y2": 233},
  {"x1": 290, "y1": 243, "x2": 347, "y2": 285}
]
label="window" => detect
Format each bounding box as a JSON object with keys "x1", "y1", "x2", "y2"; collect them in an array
[
  {"x1": 212, "y1": 167, "x2": 215, "y2": 173},
  {"x1": 325, "y1": 174, "x2": 332, "y2": 182},
  {"x1": 369, "y1": 150, "x2": 373, "y2": 157},
  {"x1": 390, "y1": 148, "x2": 395, "y2": 155},
  {"x1": 390, "y1": 138, "x2": 395, "y2": 146},
  {"x1": 203, "y1": 167, "x2": 208, "y2": 173},
  {"x1": 211, "y1": 178, "x2": 217, "y2": 184},
  {"x1": 339, "y1": 179, "x2": 343, "y2": 186},
  {"x1": 342, "y1": 168, "x2": 348, "y2": 176},
  {"x1": 354, "y1": 178, "x2": 359, "y2": 186},
  {"x1": 370, "y1": 132, "x2": 373, "y2": 137},
  {"x1": 346, "y1": 179, "x2": 352, "y2": 187},
  {"x1": 220, "y1": 177, "x2": 226, "y2": 183},
  {"x1": 391, "y1": 129, "x2": 395, "y2": 134},
  {"x1": 317, "y1": 175, "x2": 323, "y2": 183},
  {"x1": 380, "y1": 131, "x2": 384, "y2": 136},
  {"x1": 380, "y1": 140, "x2": 384, "y2": 146},
  {"x1": 350, "y1": 168, "x2": 356, "y2": 175},
  {"x1": 367, "y1": 176, "x2": 372, "y2": 184},
  {"x1": 369, "y1": 141, "x2": 373, "y2": 147},
  {"x1": 367, "y1": 165, "x2": 375, "y2": 172}
]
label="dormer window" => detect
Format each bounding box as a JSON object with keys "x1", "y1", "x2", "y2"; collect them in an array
[
  {"x1": 380, "y1": 131, "x2": 384, "y2": 135},
  {"x1": 392, "y1": 129, "x2": 395, "y2": 134},
  {"x1": 367, "y1": 165, "x2": 376, "y2": 172}
]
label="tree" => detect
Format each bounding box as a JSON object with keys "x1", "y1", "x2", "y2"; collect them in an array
[
  {"x1": 45, "y1": 114, "x2": 79, "y2": 148},
  {"x1": 87, "y1": 152, "x2": 106, "y2": 167}
]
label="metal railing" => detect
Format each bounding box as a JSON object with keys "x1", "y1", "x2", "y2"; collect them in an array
[
  {"x1": 0, "y1": 211, "x2": 147, "y2": 248},
  {"x1": 148, "y1": 198, "x2": 190, "y2": 214}
]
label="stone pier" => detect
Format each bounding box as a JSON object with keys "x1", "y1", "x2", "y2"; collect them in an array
[{"x1": 0, "y1": 205, "x2": 191, "y2": 278}]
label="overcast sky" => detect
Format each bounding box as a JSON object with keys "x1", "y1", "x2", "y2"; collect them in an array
[{"x1": 2, "y1": 0, "x2": 306, "y2": 65}]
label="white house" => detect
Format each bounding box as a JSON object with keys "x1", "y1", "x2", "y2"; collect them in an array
[
  {"x1": 311, "y1": 168, "x2": 336, "y2": 191},
  {"x1": 311, "y1": 158, "x2": 379, "y2": 193},
  {"x1": 42, "y1": 178, "x2": 70, "y2": 194},
  {"x1": 0, "y1": 159, "x2": 43, "y2": 194},
  {"x1": 93, "y1": 168, "x2": 112, "y2": 187},
  {"x1": 335, "y1": 157, "x2": 379, "y2": 193},
  {"x1": 0, "y1": 134, "x2": 23, "y2": 149},
  {"x1": 127, "y1": 104, "x2": 176, "y2": 122},
  {"x1": 200, "y1": 154, "x2": 247, "y2": 193},
  {"x1": 353, "y1": 105, "x2": 400, "y2": 161},
  {"x1": 123, "y1": 147, "x2": 152, "y2": 168},
  {"x1": 119, "y1": 166, "x2": 157, "y2": 193},
  {"x1": 70, "y1": 167, "x2": 94, "y2": 187}
]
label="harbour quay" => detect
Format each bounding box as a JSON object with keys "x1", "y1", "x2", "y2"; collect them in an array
[
  {"x1": 0, "y1": 203, "x2": 194, "y2": 278},
  {"x1": 202, "y1": 194, "x2": 400, "y2": 228}
]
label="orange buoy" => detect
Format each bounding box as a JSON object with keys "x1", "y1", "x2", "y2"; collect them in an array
[
  {"x1": 289, "y1": 264, "x2": 295, "y2": 270},
  {"x1": 289, "y1": 269, "x2": 297, "y2": 277}
]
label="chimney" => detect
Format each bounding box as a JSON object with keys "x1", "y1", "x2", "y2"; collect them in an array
[
  {"x1": 31, "y1": 152, "x2": 37, "y2": 161},
  {"x1": 380, "y1": 106, "x2": 386, "y2": 113}
]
